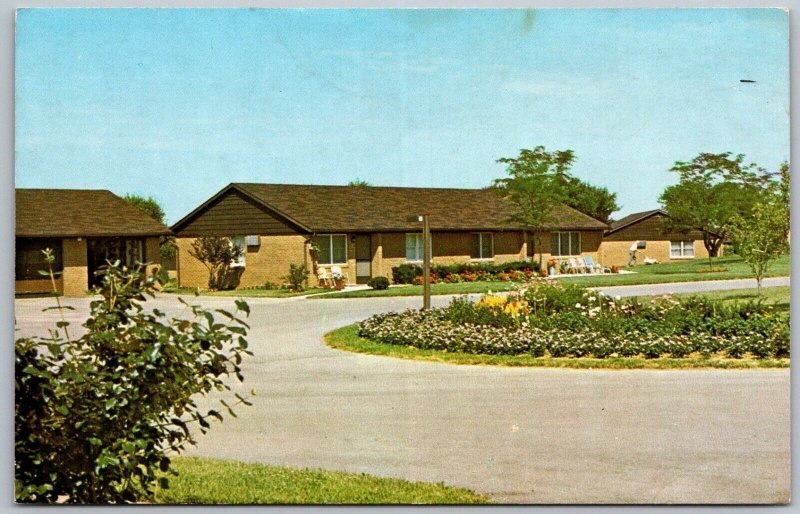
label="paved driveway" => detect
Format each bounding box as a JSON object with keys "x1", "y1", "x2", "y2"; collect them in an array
[{"x1": 14, "y1": 292, "x2": 790, "y2": 504}]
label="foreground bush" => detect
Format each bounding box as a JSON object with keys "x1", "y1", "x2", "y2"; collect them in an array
[
  {"x1": 358, "y1": 280, "x2": 789, "y2": 360},
  {"x1": 15, "y1": 260, "x2": 253, "y2": 503}
]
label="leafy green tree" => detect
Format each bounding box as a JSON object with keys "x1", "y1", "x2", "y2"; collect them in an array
[
  {"x1": 730, "y1": 198, "x2": 789, "y2": 295},
  {"x1": 348, "y1": 178, "x2": 371, "y2": 187},
  {"x1": 124, "y1": 194, "x2": 176, "y2": 262},
  {"x1": 659, "y1": 152, "x2": 771, "y2": 264},
  {"x1": 493, "y1": 146, "x2": 574, "y2": 267},
  {"x1": 189, "y1": 237, "x2": 244, "y2": 290},
  {"x1": 557, "y1": 177, "x2": 619, "y2": 224},
  {"x1": 15, "y1": 256, "x2": 252, "y2": 503}
]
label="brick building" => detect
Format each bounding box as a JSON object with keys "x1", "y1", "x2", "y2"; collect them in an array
[
  {"x1": 15, "y1": 189, "x2": 171, "y2": 296},
  {"x1": 171, "y1": 183, "x2": 609, "y2": 288},
  {"x1": 598, "y1": 209, "x2": 713, "y2": 267}
]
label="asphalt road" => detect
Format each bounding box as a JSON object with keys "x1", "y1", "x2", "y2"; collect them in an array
[{"x1": 13, "y1": 285, "x2": 790, "y2": 504}]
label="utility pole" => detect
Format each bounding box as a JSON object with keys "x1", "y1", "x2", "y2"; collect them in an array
[{"x1": 422, "y1": 214, "x2": 430, "y2": 310}]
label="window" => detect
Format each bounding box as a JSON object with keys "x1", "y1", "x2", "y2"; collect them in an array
[
  {"x1": 16, "y1": 238, "x2": 62, "y2": 280},
  {"x1": 313, "y1": 234, "x2": 348, "y2": 265},
  {"x1": 670, "y1": 240, "x2": 695, "y2": 258},
  {"x1": 550, "y1": 232, "x2": 581, "y2": 256},
  {"x1": 230, "y1": 236, "x2": 246, "y2": 268},
  {"x1": 405, "y1": 233, "x2": 432, "y2": 262},
  {"x1": 470, "y1": 233, "x2": 494, "y2": 260}
]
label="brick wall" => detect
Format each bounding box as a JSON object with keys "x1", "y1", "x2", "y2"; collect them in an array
[
  {"x1": 599, "y1": 239, "x2": 711, "y2": 267},
  {"x1": 177, "y1": 235, "x2": 311, "y2": 289},
  {"x1": 62, "y1": 238, "x2": 88, "y2": 296}
]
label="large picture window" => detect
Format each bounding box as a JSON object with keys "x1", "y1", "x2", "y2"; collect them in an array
[
  {"x1": 550, "y1": 231, "x2": 581, "y2": 256},
  {"x1": 314, "y1": 234, "x2": 348, "y2": 265},
  {"x1": 470, "y1": 233, "x2": 494, "y2": 260},
  {"x1": 16, "y1": 238, "x2": 62, "y2": 280},
  {"x1": 670, "y1": 240, "x2": 695, "y2": 258},
  {"x1": 405, "y1": 233, "x2": 432, "y2": 262}
]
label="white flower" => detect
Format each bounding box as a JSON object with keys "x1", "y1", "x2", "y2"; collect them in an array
[{"x1": 575, "y1": 303, "x2": 582, "y2": 308}]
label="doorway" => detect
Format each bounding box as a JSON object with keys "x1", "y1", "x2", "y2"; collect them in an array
[{"x1": 354, "y1": 234, "x2": 372, "y2": 284}]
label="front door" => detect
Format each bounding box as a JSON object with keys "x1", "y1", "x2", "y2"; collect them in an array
[{"x1": 354, "y1": 234, "x2": 372, "y2": 284}]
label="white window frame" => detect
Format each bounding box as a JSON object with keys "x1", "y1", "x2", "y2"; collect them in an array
[
  {"x1": 670, "y1": 240, "x2": 695, "y2": 259},
  {"x1": 471, "y1": 233, "x2": 494, "y2": 261},
  {"x1": 229, "y1": 236, "x2": 246, "y2": 268},
  {"x1": 551, "y1": 231, "x2": 581, "y2": 257},
  {"x1": 315, "y1": 234, "x2": 349, "y2": 266},
  {"x1": 405, "y1": 233, "x2": 432, "y2": 262}
]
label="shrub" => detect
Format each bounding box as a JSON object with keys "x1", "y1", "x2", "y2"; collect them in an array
[
  {"x1": 188, "y1": 237, "x2": 244, "y2": 290},
  {"x1": 392, "y1": 263, "x2": 422, "y2": 284},
  {"x1": 367, "y1": 276, "x2": 390, "y2": 290},
  {"x1": 283, "y1": 263, "x2": 310, "y2": 292},
  {"x1": 15, "y1": 259, "x2": 253, "y2": 503}
]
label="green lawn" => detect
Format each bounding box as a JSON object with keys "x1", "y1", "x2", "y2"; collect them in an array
[
  {"x1": 162, "y1": 286, "x2": 330, "y2": 298},
  {"x1": 667, "y1": 286, "x2": 790, "y2": 311},
  {"x1": 154, "y1": 457, "x2": 489, "y2": 504},
  {"x1": 325, "y1": 324, "x2": 789, "y2": 370},
  {"x1": 562, "y1": 254, "x2": 790, "y2": 287},
  {"x1": 314, "y1": 255, "x2": 789, "y2": 298}
]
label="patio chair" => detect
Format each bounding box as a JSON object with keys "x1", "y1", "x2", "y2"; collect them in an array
[
  {"x1": 317, "y1": 267, "x2": 334, "y2": 288},
  {"x1": 567, "y1": 258, "x2": 586, "y2": 274},
  {"x1": 583, "y1": 255, "x2": 610, "y2": 274}
]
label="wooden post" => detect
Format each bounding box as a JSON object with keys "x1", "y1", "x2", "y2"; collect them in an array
[{"x1": 422, "y1": 214, "x2": 431, "y2": 310}]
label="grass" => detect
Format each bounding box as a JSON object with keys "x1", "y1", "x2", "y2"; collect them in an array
[
  {"x1": 311, "y1": 281, "x2": 518, "y2": 299},
  {"x1": 324, "y1": 324, "x2": 789, "y2": 370},
  {"x1": 667, "y1": 286, "x2": 790, "y2": 311},
  {"x1": 314, "y1": 255, "x2": 789, "y2": 298},
  {"x1": 162, "y1": 286, "x2": 330, "y2": 298},
  {"x1": 154, "y1": 457, "x2": 489, "y2": 504}
]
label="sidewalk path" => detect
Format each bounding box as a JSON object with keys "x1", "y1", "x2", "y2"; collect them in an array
[{"x1": 593, "y1": 276, "x2": 789, "y2": 298}]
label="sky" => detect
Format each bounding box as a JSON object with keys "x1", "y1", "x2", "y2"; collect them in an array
[{"x1": 15, "y1": 8, "x2": 789, "y2": 225}]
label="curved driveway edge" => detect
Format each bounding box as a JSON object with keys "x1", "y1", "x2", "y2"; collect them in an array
[{"x1": 13, "y1": 292, "x2": 790, "y2": 504}]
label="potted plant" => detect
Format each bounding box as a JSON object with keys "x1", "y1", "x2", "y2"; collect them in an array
[
  {"x1": 547, "y1": 257, "x2": 558, "y2": 276},
  {"x1": 610, "y1": 264, "x2": 620, "y2": 274},
  {"x1": 333, "y1": 271, "x2": 345, "y2": 290}
]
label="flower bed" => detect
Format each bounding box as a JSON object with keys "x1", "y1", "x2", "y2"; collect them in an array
[
  {"x1": 358, "y1": 281, "x2": 789, "y2": 360},
  {"x1": 391, "y1": 261, "x2": 540, "y2": 285}
]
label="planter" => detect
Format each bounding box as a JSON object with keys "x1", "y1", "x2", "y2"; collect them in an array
[{"x1": 334, "y1": 278, "x2": 346, "y2": 291}]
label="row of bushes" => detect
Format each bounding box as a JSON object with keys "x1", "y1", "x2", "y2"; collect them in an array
[
  {"x1": 391, "y1": 261, "x2": 541, "y2": 285},
  {"x1": 357, "y1": 281, "x2": 789, "y2": 359}
]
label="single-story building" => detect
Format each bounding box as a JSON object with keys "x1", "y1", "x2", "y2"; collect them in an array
[
  {"x1": 16, "y1": 189, "x2": 172, "y2": 296},
  {"x1": 597, "y1": 209, "x2": 714, "y2": 267},
  {"x1": 171, "y1": 183, "x2": 609, "y2": 288}
]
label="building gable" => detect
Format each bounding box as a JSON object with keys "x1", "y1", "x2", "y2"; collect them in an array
[
  {"x1": 604, "y1": 212, "x2": 703, "y2": 241},
  {"x1": 174, "y1": 188, "x2": 305, "y2": 237}
]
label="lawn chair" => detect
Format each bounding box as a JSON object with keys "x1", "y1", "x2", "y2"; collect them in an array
[
  {"x1": 331, "y1": 265, "x2": 349, "y2": 283},
  {"x1": 583, "y1": 255, "x2": 610, "y2": 274},
  {"x1": 317, "y1": 267, "x2": 334, "y2": 288},
  {"x1": 567, "y1": 257, "x2": 586, "y2": 274}
]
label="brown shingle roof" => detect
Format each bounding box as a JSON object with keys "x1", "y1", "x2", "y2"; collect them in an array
[
  {"x1": 16, "y1": 189, "x2": 172, "y2": 238},
  {"x1": 173, "y1": 183, "x2": 608, "y2": 233},
  {"x1": 607, "y1": 209, "x2": 666, "y2": 234}
]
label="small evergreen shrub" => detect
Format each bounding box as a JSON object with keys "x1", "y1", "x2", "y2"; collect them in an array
[{"x1": 367, "y1": 276, "x2": 390, "y2": 290}]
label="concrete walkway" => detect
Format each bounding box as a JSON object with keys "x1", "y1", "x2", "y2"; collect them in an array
[
  {"x1": 12, "y1": 284, "x2": 791, "y2": 504},
  {"x1": 593, "y1": 276, "x2": 789, "y2": 298}
]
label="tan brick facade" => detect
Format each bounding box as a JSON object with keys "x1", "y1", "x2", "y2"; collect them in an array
[
  {"x1": 598, "y1": 213, "x2": 712, "y2": 267},
  {"x1": 177, "y1": 235, "x2": 312, "y2": 289}
]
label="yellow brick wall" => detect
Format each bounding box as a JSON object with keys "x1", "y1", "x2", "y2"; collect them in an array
[
  {"x1": 62, "y1": 238, "x2": 88, "y2": 296},
  {"x1": 598, "y1": 239, "x2": 711, "y2": 267},
  {"x1": 178, "y1": 235, "x2": 311, "y2": 289}
]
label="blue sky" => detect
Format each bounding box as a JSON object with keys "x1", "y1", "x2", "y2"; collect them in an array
[{"x1": 15, "y1": 8, "x2": 789, "y2": 225}]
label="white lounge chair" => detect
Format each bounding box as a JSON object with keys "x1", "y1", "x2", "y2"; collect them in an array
[
  {"x1": 317, "y1": 267, "x2": 334, "y2": 288},
  {"x1": 583, "y1": 255, "x2": 610, "y2": 274}
]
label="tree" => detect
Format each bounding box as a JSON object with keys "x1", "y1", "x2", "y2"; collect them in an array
[
  {"x1": 15, "y1": 258, "x2": 252, "y2": 503},
  {"x1": 730, "y1": 198, "x2": 789, "y2": 295},
  {"x1": 124, "y1": 194, "x2": 176, "y2": 262},
  {"x1": 348, "y1": 178, "x2": 371, "y2": 187},
  {"x1": 124, "y1": 194, "x2": 166, "y2": 224},
  {"x1": 189, "y1": 237, "x2": 244, "y2": 290},
  {"x1": 659, "y1": 153, "x2": 771, "y2": 264},
  {"x1": 557, "y1": 177, "x2": 619, "y2": 224},
  {"x1": 493, "y1": 146, "x2": 574, "y2": 267}
]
